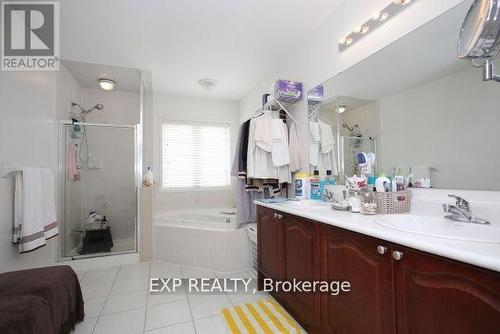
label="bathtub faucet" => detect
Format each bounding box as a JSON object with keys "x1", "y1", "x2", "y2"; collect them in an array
[{"x1": 223, "y1": 217, "x2": 231, "y2": 224}]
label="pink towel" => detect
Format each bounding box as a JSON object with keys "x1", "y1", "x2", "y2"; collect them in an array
[{"x1": 67, "y1": 144, "x2": 79, "y2": 180}]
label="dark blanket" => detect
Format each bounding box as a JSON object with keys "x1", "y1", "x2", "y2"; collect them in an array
[{"x1": 0, "y1": 265, "x2": 85, "y2": 334}]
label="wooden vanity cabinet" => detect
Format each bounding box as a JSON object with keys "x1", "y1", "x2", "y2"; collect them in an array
[
  {"x1": 393, "y1": 246, "x2": 500, "y2": 334},
  {"x1": 256, "y1": 206, "x2": 500, "y2": 334},
  {"x1": 320, "y1": 226, "x2": 396, "y2": 334},
  {"x1": 281, "y1": 214, "x2": 321, "y2": 332},
  {"x1": 256, "y1": 206, "x2": 284, "y2": 282}
]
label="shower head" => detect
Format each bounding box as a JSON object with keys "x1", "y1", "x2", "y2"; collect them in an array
[
  {"x1": 72, "y1": 102, "x2": 104, "y2": 114},
  {"x1": 93, "y1": 104, "x2": 104, "y2": 111}
]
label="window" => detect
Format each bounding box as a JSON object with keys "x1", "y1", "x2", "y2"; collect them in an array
[{"x1": 162, "y1": 121, "x2": 231, "y2": 190}]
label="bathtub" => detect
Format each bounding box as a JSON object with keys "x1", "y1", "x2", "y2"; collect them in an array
[
  {"x1": 154, "y1": 208, "x2": 239, "y2": 230},
  {"x1": 153, "y1": 208, "x2": 251, "y2": 273}
]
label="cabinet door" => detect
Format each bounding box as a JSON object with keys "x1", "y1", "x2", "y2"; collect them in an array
[
  {"x1": 320, "y1": 225, "x2": 396, "y2": 334},
  {"x1": 394, "y1": 246, "x2": 500, "y2": 334},
  {"x1": 257, "y1": 207, "x2": 284, "y2": 281},
  {"x1": 282, "y1": 215, "x2": 321, "y2": 331}
]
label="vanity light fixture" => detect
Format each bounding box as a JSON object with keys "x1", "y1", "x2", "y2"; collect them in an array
[
  {"x1": 337, "y1": 105, "x2": 347, "y2": 114},
  {"x1": 98, "y1": 79, "x2": 116, "y2": 91},
  {"x1": 338, "y1": 0, "x2": 416, "y2": 51}
]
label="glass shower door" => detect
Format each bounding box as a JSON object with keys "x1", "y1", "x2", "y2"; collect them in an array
[{"x1": 61, "y1": 123, "x2": 138, "y2": 259}]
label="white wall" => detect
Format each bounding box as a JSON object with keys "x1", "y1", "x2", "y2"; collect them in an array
[
  {"x1": 153, "y1": 93, "x2": 240, "y2": 213},
  {"x1": 239, "y1": 0, "x2": 466, "y2": 171},
  {"x1": 0, "y1": 71, "x2": 58, "y2": 272},
  {"x1": 379, "y1": 67, "x2": 500, "y2": 191},
  {"x1": 82, "y1": 88, "x2": 140, "y2": 125}
]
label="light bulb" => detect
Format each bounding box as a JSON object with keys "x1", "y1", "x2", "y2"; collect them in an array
[
  {"x1": 361, "y1": 26, "x2": 369, "y2": 34},
  {"x1": 371, "y1": 11, "x2": 381, "y2": 20},
  {"x1": 345, "y1": 38, "x2": 354, "y2": 45},
  {"x1": 354, "y1": 26, "x2": 362, "y2": 34},
  {"x1": 339, "y1": 37, "x2": 346, "y2": 45},
  {"x1": 380, "y1": 12, "x2": 390, "y2": 20}
]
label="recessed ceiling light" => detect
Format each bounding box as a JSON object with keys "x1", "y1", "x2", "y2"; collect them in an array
[
  {"x1": 198, "y1": 78, "x2": 218, "y2": 91},
  {"x1": 337, "y1": 105, "x2": 347, "y2": 113},
  {"x1": 98, "y1": 79, "x2": 116, "y2": 91}
]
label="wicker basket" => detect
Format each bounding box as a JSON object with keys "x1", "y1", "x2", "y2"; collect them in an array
[
  {"x1": 86, "y1": 220, "x2": 107, "y2": 231},
  {"x1": 375, "y1": 191, "x2": 411, "y2": 214}
]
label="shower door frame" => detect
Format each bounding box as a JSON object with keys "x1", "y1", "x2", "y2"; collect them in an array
[{"x1": 57, "y1": 121, "x2": 142, "y2": 262}]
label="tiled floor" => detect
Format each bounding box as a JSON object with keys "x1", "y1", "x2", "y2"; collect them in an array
[{"x1": 73, "y1": 261, "x2": 268, "y2": 334}]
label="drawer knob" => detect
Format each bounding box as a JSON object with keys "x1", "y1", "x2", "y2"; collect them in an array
[
  {"x1": 392, "y1": 250, "x2": 404, "y2": 261},
  {"x1": 377, "y1": 246, "x2": 387, "y2": 255},
  {"x1": 273, "y1": 213, "x2": 283, "y2": 219}
]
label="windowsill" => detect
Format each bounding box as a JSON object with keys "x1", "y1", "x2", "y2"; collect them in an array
[{"x1": 160, "y1": 186, "x2": 232, "y2": 193}]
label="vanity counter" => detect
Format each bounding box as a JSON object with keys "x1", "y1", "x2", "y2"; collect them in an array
[{"x1": 255, "y1": 200, "x2": 500, "y2": 273}]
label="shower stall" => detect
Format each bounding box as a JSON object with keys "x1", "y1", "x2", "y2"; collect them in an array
[{"x1": 59, "y1": 121, "x2": 141, "y2": 260}]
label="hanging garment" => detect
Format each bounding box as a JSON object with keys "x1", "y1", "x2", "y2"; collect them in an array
[
  {"x1": 309, "y1": 121, "x2": 320, "y2": 167},
  {"x1": 15, "y1": 168, "x2": 58, "y2": 253},
  {"x1": 289, "y1": 123, "x2": 302, "y2": 173},
  {"x1": 232, "y1": 123, "x2": 253, "y2": 225},
  {"x1": 317, "y1": 120, "x2": 339, "y2": 176},
  {"x1": 271, "y1": 120, "x2": 290, "y2": 168},
  {"x1": 238, "y1": 120, "x2": 251, "y2": 178},
  {"x1": 318, "y1": 119, "x2": 335, "y2": 154}
]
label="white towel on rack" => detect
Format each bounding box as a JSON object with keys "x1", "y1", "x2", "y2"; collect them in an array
[
  {"x1": 15, "y1": 167, "x2": 58, "y2": 253},
  {"x1": 254, "y1": 117, "x2": 274, "y2": 152},
  {"x1": 318, "y1": 119, "x2": 335, "y2": 153},
  {"x1": 271, "y1": 120, "x2": 290, "y2": 167}
]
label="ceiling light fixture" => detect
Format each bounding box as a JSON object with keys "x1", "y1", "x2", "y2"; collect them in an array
[
  {"x1": 98, "y1": 78, "x2": 116, "y2": 91},
  {"x1": 338, "y1": 0, "x2": 417, "y2": 51},
  {"x1": 337, "y1": 105, "x2": 347, "y2": 114},
  {"x1": 198, "y1": 78, "x2": 218, "y2": 91}
]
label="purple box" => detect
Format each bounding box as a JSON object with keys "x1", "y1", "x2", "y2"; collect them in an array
[
  {"x1": 274, "y1": 79, "x2": 303, "y2": 103},
  {"x1": 307, "y1": 85, "x2": 324, "y2": 105}
]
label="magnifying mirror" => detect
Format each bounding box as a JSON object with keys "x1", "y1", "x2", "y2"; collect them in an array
[{"x1": 458, "y1": 0, "x2": 500, "y2": 82}]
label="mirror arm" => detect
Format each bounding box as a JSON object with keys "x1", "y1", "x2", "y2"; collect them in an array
[{"x1": 483, "y1": 59, "x2": 500, "y2": 82}]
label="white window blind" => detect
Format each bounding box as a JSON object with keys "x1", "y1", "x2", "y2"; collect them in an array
[{"x1": 162, "y1": 121, "x2": 231, "y2": 189}]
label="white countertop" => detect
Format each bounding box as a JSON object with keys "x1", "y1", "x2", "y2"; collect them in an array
[{"x1": 255, "y1": 200, "x2": 500, "y2": 273}]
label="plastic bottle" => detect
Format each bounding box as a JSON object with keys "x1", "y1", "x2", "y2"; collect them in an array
[
  {"x1": 310, "y1": 170, "x2": 321, "y2": 200},
  {"x1": 294, "y1": 172, "x2": 308, "y2": 199},
  {"x1": 319, "y1": 170, "x2": 336, "y2": 201}
]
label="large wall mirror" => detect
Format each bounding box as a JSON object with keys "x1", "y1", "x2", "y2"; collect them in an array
[{"x1": 307, "y1": 0, "x2": 500, "y2": 191}]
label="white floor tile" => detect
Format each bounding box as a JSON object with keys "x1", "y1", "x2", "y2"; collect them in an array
[
  {"x1": 145, "y1": 300, "x2": 192, "y2": 331},
  {"x1": 145, "y1": 321, "x2": 196, "y2": 334},
  {"x1": 81, "y1": 269, "x2": 118, "y2": 285},
  {"x1": 181, "y1": 266, "x2": 216, "y2": 279},
  {"x1": 150, "y1": 262, "x2": 182, "y2": 278},
  {"x1": 102, "y1": 290, "x2": 148, "y2": 315},
  {"x1": 148, "y1": 287, "x2": 187, "y2": 306},
  {"x1": 72, "y1": 317, "x2": 97, "y2": 334},
  {"x1": 83, "y1": 296, "x2": 106, "y2": 318},
  {"x1": 88, "y1": 265, "x2": 121, "y2": 272},
  {"x1": 111, "y1": 276, "x2": 149, "y2": 295},
  {"x1": 82, "y1": 282, "x2": 113, "y2": 300},
  {"x1": 214, "y1": 270, "x2": 251, "y2": 279},
  {"x1": 75, "y1": 269, "x2": 89, "y2": 281},
  {"x1": 93, "y1": 308, "x2": 146, "y2": 334},
  {"x1": 117, "y1": 262, "x2": 151, "y2": 280},
  {"x1": 194, "y1": 315, "x2": 229, "y2": 334},
  {"x1": 189, "y1": 294, "x2": 232, "y2": 320}
]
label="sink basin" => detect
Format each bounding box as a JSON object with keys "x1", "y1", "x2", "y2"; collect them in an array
[{"x1": 375, "y1": 215, "x2": 500, "y2": 243}]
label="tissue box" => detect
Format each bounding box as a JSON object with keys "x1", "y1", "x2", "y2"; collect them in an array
[{"x1": 274, "y1": 79, "x2": 303, "y2": 103}]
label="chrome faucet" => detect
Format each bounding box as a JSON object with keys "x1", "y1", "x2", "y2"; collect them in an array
[{"x1": 443, "y1": 194, "x2": 490, "y2": 225}]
